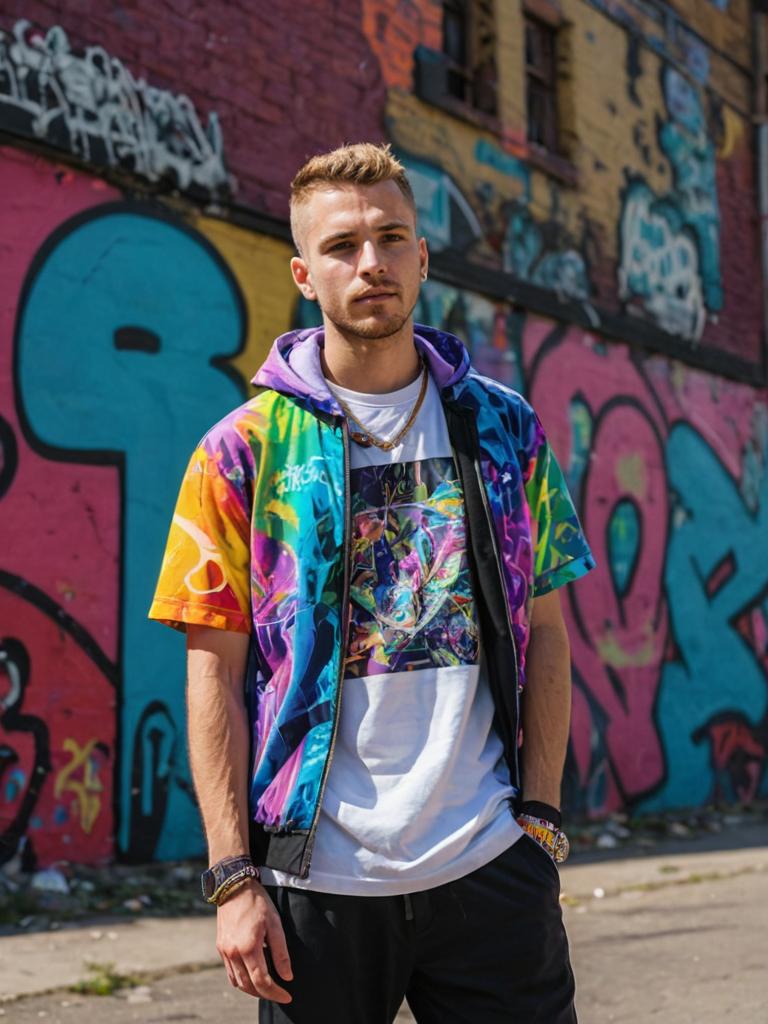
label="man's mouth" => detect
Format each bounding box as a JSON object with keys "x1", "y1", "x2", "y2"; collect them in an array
[{"x1": 353, "y1": 290, "x2": 397, "y2": 303}]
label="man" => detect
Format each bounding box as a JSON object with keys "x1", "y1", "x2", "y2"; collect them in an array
[{"x1": 150, "y1": 142, "x2": 594, "y2": 1023}]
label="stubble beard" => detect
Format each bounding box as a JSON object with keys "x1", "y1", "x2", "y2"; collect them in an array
[{"x1": 322, "y1": 293, "x2": 419, "y2": 343}]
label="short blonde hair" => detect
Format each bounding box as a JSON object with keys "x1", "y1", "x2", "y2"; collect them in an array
[{"x1": 289, "y1": 142, "x2": 416, "y2": 251}]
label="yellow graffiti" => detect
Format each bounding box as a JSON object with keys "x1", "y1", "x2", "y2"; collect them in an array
[
  {"x1": 717, "y1": 106, "x2": 744, "y2": 161},
  {"x1": 54, "y1": 738, "x2": 104, "y2": 834},
  {"x1": 596, "y1": 622, "x2": 657, "y2": 669},
  {"x1": 192, "y1": 214, "x2": 296, "y2": 392},
  {"x1": 616, "y1": 453, "x2": 647, "y2": 500}
]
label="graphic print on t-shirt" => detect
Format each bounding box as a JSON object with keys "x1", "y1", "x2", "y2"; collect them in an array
[{"x1": 345, "y1": 456, "x2": 479, "y2": 678}]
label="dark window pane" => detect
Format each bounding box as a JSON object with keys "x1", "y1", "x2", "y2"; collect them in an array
[
  {"x1": 447, "y1": 66, "x2": 469, "y2": 102},
  {"x1": 474, "y1": 56, "x2": 497, "y2": 115},
  {"x1": 528, "y1": 79, "x2": 558, "y2": 150},
  {"x1": 525, "y1": 15, "x2": 558, "y2": 150},
  {"x1": 443, "y1": 1, "x2": 467, "y2": 66},
  {"x1": 526, "y1": 17, "x2": 556, "y2": 78},
  {"x1": 440, "y1": 0, "x2": 497, "y2": 116}
]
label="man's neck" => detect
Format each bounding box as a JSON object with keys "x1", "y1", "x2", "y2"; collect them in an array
[{"x1": 321, "y1": 320, "x2": 421, "y2": 394}]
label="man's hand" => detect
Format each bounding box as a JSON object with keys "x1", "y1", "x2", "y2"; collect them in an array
[{"x1": 216, "y1": 880, "x2": 293, "y2": 1003}]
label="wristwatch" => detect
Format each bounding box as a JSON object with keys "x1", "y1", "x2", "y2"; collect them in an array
[
  {"x1": 516, "y1": 801, "x2": 570, "y2": 863},
  {"x1": 201, "y1": 855, "x2": 260, "y2": 905}
]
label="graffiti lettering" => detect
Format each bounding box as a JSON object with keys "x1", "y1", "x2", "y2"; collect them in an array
[
  {"x1": 619, "y1": 177, "x2": 706, "y2": 340},
  {"x1": 15, "y1": 202, "x2": 245, "y2": 858},
  {"x1": 54, "y1": 737, "x2": 106, "y2": 834},
  {"x1": 641, "y1": 424, "x2": 768, "y2": 810},
  {"x1": 504, "y1": 204, "x2": 592, "y2": 304},
  {"x1": 125, "y1": 701, "x2": 185, "y2": 862},
  {"x1": 659, "y1": 68, "x2": 722, "y2": 311},
  {"x1": 619, "y1": 66, "x2": 722, "y2": 341},
  {"x1": 0, "y1": 638, "x2": 50, "y2": 863},
  {"x1": 527, "y1": 327, "x2": 669, "y2": 814},
  {"x1": 276, "y1": 457, "x2": 333, "y2": 496},
  {"x1": 0, "y1": 20, "x2": 229, "y2": 193},
  {"x1": 399, "y1": 154, "x2": 483, "y2": 253}
]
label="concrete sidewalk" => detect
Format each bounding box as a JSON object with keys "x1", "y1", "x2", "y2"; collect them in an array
[
  {"x1": 0, "y1": 913, "x2": 220, "y2": 1001},
  {"x1": 2, "y1": 828, "x2": 767, "y2": 1019}
]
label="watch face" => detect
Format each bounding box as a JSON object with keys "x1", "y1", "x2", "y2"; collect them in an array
[
  {"x1": 524, "y1": 822, "x2": 554, "y2": 855},
  {"x1": 201, "y1": 869, "x2": 217, "y2": 900},
  {"x1": 553, "y1": 831, "x2": 570, "y2": 863}
]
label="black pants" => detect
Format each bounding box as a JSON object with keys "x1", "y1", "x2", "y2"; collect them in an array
[{"x1": 259, "y1": 836, "x2": 577, "y2": 1023}]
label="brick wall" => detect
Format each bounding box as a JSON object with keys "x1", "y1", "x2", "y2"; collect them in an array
[{"x1": 3, "y1": 0, "x2": 388, "y2": 218}]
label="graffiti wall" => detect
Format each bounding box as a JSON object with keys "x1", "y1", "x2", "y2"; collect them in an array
[
  {"x1": 524, "y1": 318, "x2": 768, "y2": 815},
  {"x1": 411, "y1": 282, "x2": 768, "y2": 816},
  {"x1": 368, "y1": 0, "x2": 762, "y2": 374},
  {"x1": 0, "y1": 145, "x2": 295, "y2": 865},
  {"x1": 1, "y1": 1, "x2": 766, "y2": 866}
]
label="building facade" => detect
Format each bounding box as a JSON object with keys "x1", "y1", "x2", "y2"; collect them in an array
[{"x1": 1, "y1": 0, "x2": 766, "y2": 867}]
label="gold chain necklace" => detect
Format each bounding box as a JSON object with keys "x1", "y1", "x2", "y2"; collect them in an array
[{"x1": 333, "y1": 361, "x2": 429, "y2": 451}]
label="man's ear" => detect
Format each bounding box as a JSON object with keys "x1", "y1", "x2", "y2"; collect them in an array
[
  {"x1": 290, "y1": 256, "x2": 317, "y2": 301},
  {"x1": 418, "y1": 236, "x2": 429, "y2": 281}
]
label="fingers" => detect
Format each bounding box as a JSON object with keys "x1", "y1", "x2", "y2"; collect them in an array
[
  {"x1": 266, "y1": 915, "x2": 294, "y2": 982},
  {"x1": 227, "y1": 954, "x2": 260, "y2": 998},
  {"x1": 220, "y1": 947, "x2": 292, "y2": 1003},
  {"x1": 222, "y1": 957, "x2": 238, "y2": 989},
  {"x1": 243, "y1": 946, "x2": 293, "y2": 1003}
]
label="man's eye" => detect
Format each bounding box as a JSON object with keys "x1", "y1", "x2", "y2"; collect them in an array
[
  {"x1": 383, "y1": 233, "x2": 404, "y2": 242},
  {"x1": 329, "y1": 241, "x2": 353, "y2": 252}
]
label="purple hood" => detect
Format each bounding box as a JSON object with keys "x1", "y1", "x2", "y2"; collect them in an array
[{"x1": 252, "y1": 324, "x2": 472, "y2": 414}]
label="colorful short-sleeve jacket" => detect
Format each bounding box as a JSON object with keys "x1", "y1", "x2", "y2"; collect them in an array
[{"x1": 149, "y1": 325, "x2": 594, "y2": 876}]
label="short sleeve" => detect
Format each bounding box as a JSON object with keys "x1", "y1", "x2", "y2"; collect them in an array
[
  {"x1": 148, "y1": 442, "x2": 251, "y2": 633},
  {"x1": 523, "y1": 413, "x2": 595, "y2": 597}
]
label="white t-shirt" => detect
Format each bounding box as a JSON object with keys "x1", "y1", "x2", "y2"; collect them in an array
[{"x1": 260, "y1": 371, "x2": 521, "y2": 895}]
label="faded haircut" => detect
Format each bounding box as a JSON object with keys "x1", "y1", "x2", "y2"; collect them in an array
[{"x1": 289, "y1": 142, "x2": 416, "y2": 253}]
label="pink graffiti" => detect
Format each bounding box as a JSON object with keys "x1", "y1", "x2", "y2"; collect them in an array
[
  {"x1": 0, "y1": 148, "x2": 121, "y2": 863},
  {"x1": 526, "y1": 321, "x2": 669, "y2": 813},
  {"x1": 0, "y1": 147, "x2": 121, "y2": 657}
]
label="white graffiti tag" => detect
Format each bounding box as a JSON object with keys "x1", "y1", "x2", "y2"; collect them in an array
[
  {"x1": 0, "y1": 20, "x2": 230, "y2": 193},
  {"x1": 619, "y1": 181, "x2": 706, "y2": 342},
  {"x1": 275, "y1": 457, "x2": 337, "y2": 497}
]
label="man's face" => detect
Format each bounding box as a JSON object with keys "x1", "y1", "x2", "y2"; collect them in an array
[{"x1": 290, "y1": 180, "x2": 428, "y2": 341}]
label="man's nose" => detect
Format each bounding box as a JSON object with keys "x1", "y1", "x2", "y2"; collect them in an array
[{"x1": 358, "y1": 240, "x2": 385, "y2": 275}]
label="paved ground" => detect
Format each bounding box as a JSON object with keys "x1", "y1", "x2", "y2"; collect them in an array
[{"x1": 3, "y1": 826, "x2": 767, "y2": 1022}]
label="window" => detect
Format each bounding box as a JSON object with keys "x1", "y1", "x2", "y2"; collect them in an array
[
  {"x1": 443, "y1": 0, "x2": 469, "y2": 101},
  {"x1": 442, "y1": 0, "x2": 498, "y2": 116},
  {"x1": 525, "y1": 14, "x2": 559, "y2": 152},
  {"x1": 414, "y1": 1, "x2": 498, "y2": 121}
]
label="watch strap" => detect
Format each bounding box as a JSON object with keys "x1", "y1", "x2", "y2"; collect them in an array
[
  {"x1": 202, "y1": 855, "x2": 260, "y2": 905},
  {"x1": 210, "y1": 865, "x2": 259, "y2": 905},
  {"x1": 519, "y1": 800, "x2": 561, "y2": 829}
]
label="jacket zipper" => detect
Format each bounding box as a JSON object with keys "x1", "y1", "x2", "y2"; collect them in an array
[
  {"x1": 299, "y1": 419, "x2": 353, "y2": 877},
  {"x1": 472, "y1": 455, "x2": 522, "y2": 791}
]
